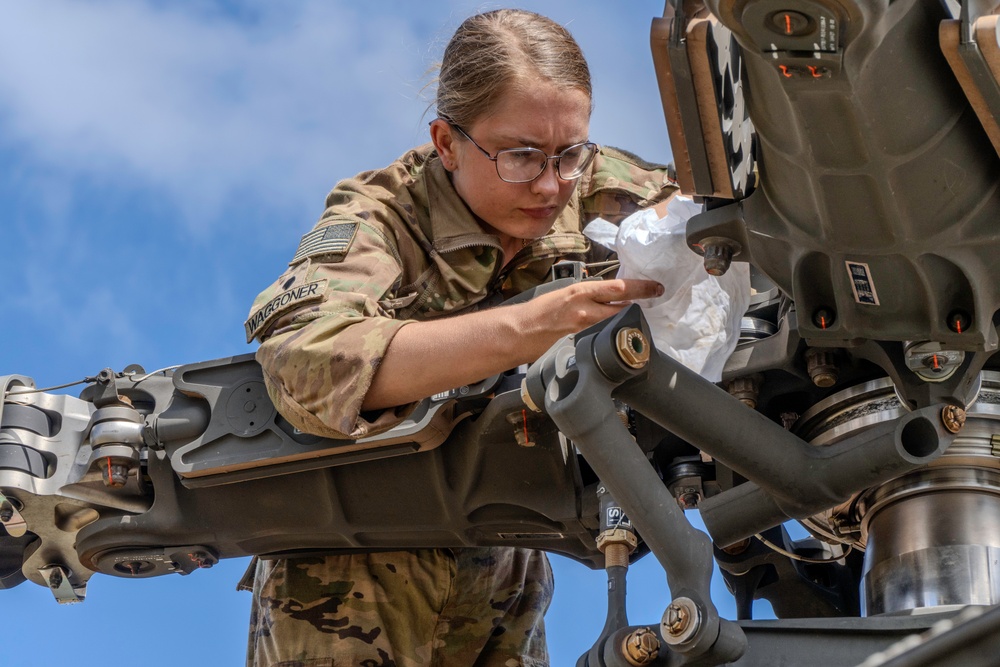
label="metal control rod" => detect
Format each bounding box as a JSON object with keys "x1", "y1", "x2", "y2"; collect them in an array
[
  {"x1": 535, "y1": 307, "x2": 747, "y2": 665},
  {"x1": 606, "y1": 318, "x2": 953, "y2": 547}
]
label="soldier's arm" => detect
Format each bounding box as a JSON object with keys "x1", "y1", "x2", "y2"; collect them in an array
[{"x1": 362, "y1": 277, "x2": 663, "y2": 411}]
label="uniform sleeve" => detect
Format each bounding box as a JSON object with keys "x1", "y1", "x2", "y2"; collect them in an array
[
  {"x1": 577, "y1": 146, "x2": 679, "y2": 225},
  {"x1": 248, "y1": 216, "x2": 417, "y2": 440}
]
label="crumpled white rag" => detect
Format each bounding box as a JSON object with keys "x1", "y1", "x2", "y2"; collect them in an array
[{"x1": 583, "y1": 196, "x2": 750, "y2": 381}]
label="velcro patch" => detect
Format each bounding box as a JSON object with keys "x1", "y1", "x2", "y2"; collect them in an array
[
  {"x1": 290, "y1": 222, "x2": 359, "y2": 265},
  {"x1": 245, "y1": 279, "x2": 327, "y2": 343}
]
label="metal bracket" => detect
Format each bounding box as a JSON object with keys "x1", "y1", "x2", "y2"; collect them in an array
[
  {"x1": 39, "y1": 565, "x2": 86, "y2": 604},
  {"x1": 0, "y1": 491, "x2": 26, "y2": 538}
]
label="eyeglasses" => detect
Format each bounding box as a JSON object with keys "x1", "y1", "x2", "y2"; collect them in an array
[{"x1": 448, "y1": 122, "x2": 598, "y2": 184}]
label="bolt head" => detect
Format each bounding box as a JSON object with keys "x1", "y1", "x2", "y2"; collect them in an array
[
  {"x1": 941, "y1": 405, "x2": 967, "y2": 434},
  {"x1": 661, "y1": 597, "x2": 701, "y2": 645},
  {"x1": 621, "y1": 627, "x2": 660, "y2": 666},
  {"x1": 616, "y1": 328, "x2": 651, "y2": 369},
  {"x1": 102, "y1": 463, "x2": 131, "y2": 488},
  {"x1": 701, "y1": 242, "x2": 735, "y2": 276}
]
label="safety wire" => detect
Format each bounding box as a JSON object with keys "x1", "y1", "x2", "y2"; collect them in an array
[
  {"x1": 2, "y1": 365, "x2": 182, "y2": 399},
  {"x1": 754, "y1": 532, "x2": 853, "y2": 564},
  {"x1": 124, "y1": 365, "x2": 182, "y2": 384},
  {"x1": 587, "y1": 260, "x2": 621, "y2": 279}
]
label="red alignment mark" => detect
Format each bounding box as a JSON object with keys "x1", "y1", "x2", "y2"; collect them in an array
[
  {"x1": 522, "y1": 409, "x2": 529, "y2": 445},
  {"x1": 785, "y1": 13, "x2": 792, "y2": 35},
  {"x1": 106, "y1": 457, "x2": 112, "y2": 481},
  {"x1": 779, "y1": 65, "x2": 793, "y2": 78},
  {"x1": 819, "y1": 316, "x2": 827, "y2": 329},
  {"x1": 808, "y1": 66, "x2": 823, "y2": 78},
  {"x1": 932, "y1": 355, "x2": 941, "y2": 371},
  {"x1": 956, "y1": 319, "x2": 963, "y2": 334}
]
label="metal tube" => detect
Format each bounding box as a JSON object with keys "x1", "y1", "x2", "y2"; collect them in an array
[
  {"x1": 863, "y1": 490, "x2": 1000, "y2": 615},
  {"x1": 698, "y1": 408, "x2": 953, "y2": 547},
  {"x1": 148, "y1": 396, "x2": 210, "y2": 445},
  {"x1": 697, "y1": 483, "x2": 786, "y2": 548}
]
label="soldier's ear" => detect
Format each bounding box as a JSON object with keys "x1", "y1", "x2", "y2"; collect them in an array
[{"x1": 430, "y1": 119, "x2": 458, "y2": 171}]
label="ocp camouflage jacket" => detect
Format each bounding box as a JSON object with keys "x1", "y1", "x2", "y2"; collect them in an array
[{"x1": 247, "y1": 143, "x2": 676, "y2": 439}]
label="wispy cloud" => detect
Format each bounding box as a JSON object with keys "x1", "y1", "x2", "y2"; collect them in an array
[{"x1": 0, "y1": 0, "x2": 440, "y2": 230}]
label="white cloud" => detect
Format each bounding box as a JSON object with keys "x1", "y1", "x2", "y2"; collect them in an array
[{"x1": 0, "y1": 0, "x2": 440, "y2": 229}]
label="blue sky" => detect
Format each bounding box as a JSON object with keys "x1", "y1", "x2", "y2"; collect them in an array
[{"x1": 0, "y1": 1, "x2": 766, "y2": 664}]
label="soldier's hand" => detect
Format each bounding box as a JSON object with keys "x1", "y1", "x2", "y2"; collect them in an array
[{"x1": 518, "y1": 278, "x2": 664, "y2": 342}]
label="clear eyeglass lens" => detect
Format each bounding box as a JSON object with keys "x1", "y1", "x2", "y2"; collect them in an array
[
  {"x1": 495, "y1": 143, "x2": 597, "y2": 183},
  {"x1": 557, "y1": 143, "x2": 596, "y2": 179},
  {"x1": 496, "y1": 149, "x2": 547, "y2": 182}
]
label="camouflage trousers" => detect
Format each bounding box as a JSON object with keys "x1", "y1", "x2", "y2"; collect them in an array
[{"x1": 245, "y1": 547, "x2": 553, "y2": 667}]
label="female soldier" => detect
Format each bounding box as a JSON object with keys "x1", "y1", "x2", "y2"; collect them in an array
[{"x1": 245, "y1": 9, "x2": 675, "y2": 667}]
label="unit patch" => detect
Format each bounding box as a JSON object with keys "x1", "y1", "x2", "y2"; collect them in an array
[
  {"x1": 245, "y1": 279, "x2": 327, "y2": 342},
  {"x1": 290, "y1": 222, "x2": 359, "y2": 265},
  {"x1": 846, "y1": 260, "x2": 880, "y2": 306}
]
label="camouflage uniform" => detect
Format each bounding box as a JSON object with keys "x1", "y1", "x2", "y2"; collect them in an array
[{"x1": 245, "y1": 143, "x2": 675, "y2": 667}]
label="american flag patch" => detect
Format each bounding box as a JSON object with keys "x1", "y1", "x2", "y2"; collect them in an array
[{"x1": 290, "y1": 222, "x2": 359, "y2": 264}]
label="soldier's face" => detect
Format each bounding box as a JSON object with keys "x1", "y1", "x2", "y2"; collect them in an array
[{"x1": 440, "y1": 81, "x2": 591, "y2": 244}]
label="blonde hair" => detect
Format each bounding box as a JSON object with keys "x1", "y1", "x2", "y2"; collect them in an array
[{"x1": 435, "y1": 9, "x2": 592, "y2": 127}]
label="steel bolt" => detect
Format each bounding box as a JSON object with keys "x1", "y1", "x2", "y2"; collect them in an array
[
  {"x1": 720, "y1": 538, "x2": 752, "y2": 556},
  {"x1": 780, "y1": 412, "x2": 799, "y2": 431},
  {"x1": 727, "y1": 374, "x2": 762, "y2": 409},
  {"x1": 102, "y1": 461, "x2": 131, "y2": 488},
  {"x1": 941, "y1": 405, "x2": 967, "y2": 434},
  {"x1": 677, "y1": 487, "x2": 701, "y2": 509},
  {"x1": 947, "y1": 310, "x2": 971, "y2": 334},
  {"x1": 621, "y1": 627, "x2": 660, "y2": 666},
  {"x1": 189, "y1": 552, "x2": 214, "y2": 569},
  {"x1": 805, "y1": 348, "x2": 838, "y2": 388},
  {"x1": 0, "y1": 502, "x2": 13, "y2": 523},
  {"x1": 506, "y1": 411, "x2": 537, "y2": 447},
  {"x1": 664, "y1": 603, "x2": 689, "y2": 634},
  {"x1": 702, "y1": 241, "x2": 735, "y2": 276},
  {"x1": 812, "y1": 307, "x2": 836, "y2": 330},
  {"x1": 661, "y1": 597, "x2": 701, "y2": 645},
  {"x1": 616, "y1": 328, "x2": 651, "y2": 369}
]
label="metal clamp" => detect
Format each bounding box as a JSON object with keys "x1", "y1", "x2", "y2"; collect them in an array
[
  {"x1": 39, "y1": 565, "x2": 86, "y2": 604},
  {"x1": 0, "y1": 491, "x2": 26, "y2": 538}
]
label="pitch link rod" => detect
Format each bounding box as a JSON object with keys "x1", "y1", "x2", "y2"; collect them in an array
[
  {"x1": 536, "y1": 307, "x2": 747, "y2": 665},
  {"x1": 696, "y1": 405, "x2": 953, "y2": 547}
]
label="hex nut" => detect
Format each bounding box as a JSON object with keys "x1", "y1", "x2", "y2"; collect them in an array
[
  {"x1": 616, "y1": 328, "x2": 650, "y2": 369},
  {"x1": 621, "y1": 627, "x2": 660, "y2": 666},
  {"x1": 661, "y1": 596, "x2": 701, "y2": 645},
  {"x1": 941, "y1": 405, "x2": 967, "y2": 434}
]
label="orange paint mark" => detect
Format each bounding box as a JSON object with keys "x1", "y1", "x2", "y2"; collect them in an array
[
  {"x1": 522, "y1": 409, "x2": 529, "y2": 446},
  {"x1": 779, "y1": 65, "x2": 792, "y2": 78},
  {"x1": 785, "y1": 14, "x2": 792, "y2": 35}
]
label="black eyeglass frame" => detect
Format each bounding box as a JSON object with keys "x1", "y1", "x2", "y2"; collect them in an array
[{"x1": 445, "y1": 121, "x2": 598, "y2": 184}]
